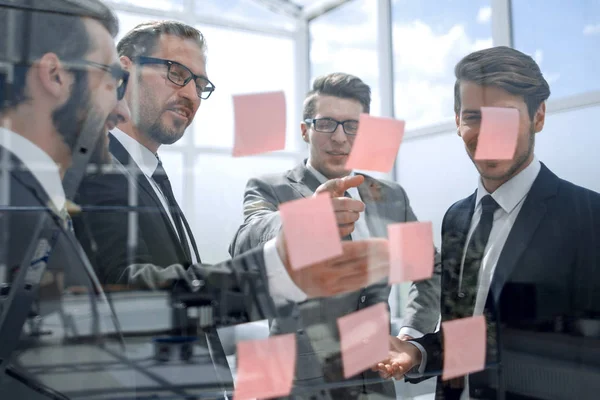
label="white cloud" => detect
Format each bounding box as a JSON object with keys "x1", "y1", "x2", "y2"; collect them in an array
[
  {"x1": 533, "y1": 49, "x2": 544, "y2": 65},
  {"x1": 477, "y1": 6, "x2": 492, "y2": 24},
  {"x1": 583, "y1": 24, "x2": 600, "y2": 35}
]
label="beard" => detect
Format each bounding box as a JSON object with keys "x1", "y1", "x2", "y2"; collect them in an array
[
  {"x1": 144, "y1": 115, "x2": 186, "y2": 145},
  {"x1": 52, "y1": 70, "x2": 110, "y2": 167},
  {"x1": 473, "y1": 123, "x2": 535, "y2": 182}
]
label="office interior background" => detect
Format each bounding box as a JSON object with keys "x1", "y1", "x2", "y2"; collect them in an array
[{"x1": 109, "y1": 0, "x2": 600, "y2": 320}]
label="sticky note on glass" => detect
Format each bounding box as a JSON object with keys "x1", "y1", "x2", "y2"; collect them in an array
[
  {"x1": 388, "y1": 221, "x2": 434, "y2": 284},
  {"x1": 474, "y1": 107, "x2": 519, "y2": 160},
  {"x1": 233, "y1": 91, "x2": 286, "y2": 157},
  {"x1": 442, "y1": 316, "x2": 486, "y2": 381},
  {"x1": 279, "y1": 193, "x2": 342, "y2": 270},
  {"x1": 234, "y1": 334, "x2": 296, "y2": 400},
  {"x1": 345, "y1": 114, "x2": 404, "y2": 173},
  {"x1": 337, "y1": 303, "x2": 390, "y2": 379}
]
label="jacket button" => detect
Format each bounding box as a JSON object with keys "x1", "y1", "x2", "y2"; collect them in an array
[{"x1": 360, "y1": 296, "x2": 366, "y2": 303}]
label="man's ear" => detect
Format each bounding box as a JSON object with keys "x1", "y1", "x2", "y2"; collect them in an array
[
  {"x1": 300, "y1": 122, "x2": 310, "y2": 143},
  {"x1": 37, "y1": 53, "x2": 70, "y2": 100},
  {"x1": 455, "y1": 113, "x2": 461, "y2": 136},
  {"x1": 119, "y1": 55, "x2": 132, "y2": 70},
  {"x1": 533, "y1": 102, "x2": 546, "y2": 133}
]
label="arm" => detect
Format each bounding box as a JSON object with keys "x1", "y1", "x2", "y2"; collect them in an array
[
  {"x1": 229, "y1": 177, "x2": 283, "y2": 257},
  {"x1": 399, "y1": 186, "x2": 442, "y2": 336}
]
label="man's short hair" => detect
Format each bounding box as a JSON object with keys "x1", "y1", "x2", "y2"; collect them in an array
[
  {"x1": 303, "y1": 72, "x2": 371, "y2": 120},
  {"x1": 453, "y1": 46, "x2": 551, "y2": 120},
  {"x1": 117, "y1": 20, "x2": 206, "y2": 59},
  {"x1": 0, "y1": 0, "x2": 118, "y2": 110}
]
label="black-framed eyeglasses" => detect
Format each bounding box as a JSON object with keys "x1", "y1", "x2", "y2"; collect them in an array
[
  {"x1": 133, "y1": 56, "x2": 215, "y2": 100},
  {"x1": 304, "y1": 117, "x2": 359, "y2": 136},
  {"x1": 71, "y1": 60, "x2": 129, "y2": 101}
]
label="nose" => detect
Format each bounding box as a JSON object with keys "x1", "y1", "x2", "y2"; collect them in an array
[
  {"x1": 106, "y1": 98, "x2": 130, "y2": 130},
  {"x1": 179, "y1": 79, "x2": 200, "y2": 106},
  {"x1": 330, "y1": 123, "x2": 347, "y2": 143}
]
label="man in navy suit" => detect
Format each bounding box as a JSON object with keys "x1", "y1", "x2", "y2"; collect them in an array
[{"x1": 373, "y1": 46, "x2": 600, "y2": 399}]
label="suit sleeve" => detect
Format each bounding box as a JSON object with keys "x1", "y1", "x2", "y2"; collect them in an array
[
  {"x1": 73, "y1": 172, "x2": 158, "y2": 285},
  {"x1": 229, "y1": 177, "x2": 283, "y2": 257},
  {"x1": 400, "y1": 186, "x2": 442, "y2": 335}
]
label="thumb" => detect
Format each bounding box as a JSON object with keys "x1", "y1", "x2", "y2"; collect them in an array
[{"x1": 315, "y1": 175, "x2": 365, "y2": 197}]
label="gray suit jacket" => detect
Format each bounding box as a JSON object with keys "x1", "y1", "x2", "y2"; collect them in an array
[{"x1": 230, "y1": 161, "x2": 441, "y2": 398}]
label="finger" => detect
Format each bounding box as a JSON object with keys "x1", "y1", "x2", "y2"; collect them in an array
[
  {"x1": 338, "y1": 174, "x2": 365, "y2": 192},
  {"x1": 335, "y1": 211, "x2": 360, "y2": 225},
  {"x1": 331, "y1": 197, "x2": 365, "y2": 213},
  {"x1": 339, "y1": 224, "x2": 355, "y2": 238}
]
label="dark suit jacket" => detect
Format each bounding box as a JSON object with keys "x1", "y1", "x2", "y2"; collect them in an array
[
  {"x1": 230, "y1": 161, "x2": 441, "y2": 399},
  {"x1": 412, "y1": 163, "x2": 600, "y2": 399},
  {"x1": 73, "y1": 134, "x2": 280, "y2": 391},
  {"x1": 0, "y1": 146, "x2": 112, "y2": 398}
]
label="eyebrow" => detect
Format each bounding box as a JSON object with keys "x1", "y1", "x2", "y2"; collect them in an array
[{"x1": 461, "y1": 109, "x2": 481, "y2": 116}]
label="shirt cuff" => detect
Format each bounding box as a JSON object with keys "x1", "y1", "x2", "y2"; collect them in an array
[
  {"x1": 404, "y1": 340, "x2": 427, "y2": 378},
  {"x1": 399, "y1": 327, "x2": 425, "y2": 339},
  {"x1": 263, "y1": 238, "x2": 307, "y2": 303}
]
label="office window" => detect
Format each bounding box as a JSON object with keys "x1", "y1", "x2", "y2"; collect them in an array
[
  {"x1": 194, "y1": 0, "x2": 296, "y2": 31},
  {"x1": 512, "y1": 0, "x2": 600, "y2": 99},
  {"x1": 309, "y1": 0, "x2": 381, "y2": 115},
  {"x1": 191, "y1": 25, "x2": 296, "y2": 150},
  {"x1": 110, "y1": 0, "x2": 185, "y2": 12},
  {"x1": 392, "y1": 1, "x2": 493, "y2": 129}
]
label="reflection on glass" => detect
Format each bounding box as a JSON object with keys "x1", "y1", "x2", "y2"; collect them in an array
[
  {"x1": 110, "y1": 0, "x2": 185, "y2": 11},
  {"x1": 512, "y1": 0, "x2": 600, "y2": 99},
  {"x1": 194, "y1": 0, "x2": 296, "y2": 31},
  {"x1": 392, "y1": 0, "x2": 492, "y2": 129}
]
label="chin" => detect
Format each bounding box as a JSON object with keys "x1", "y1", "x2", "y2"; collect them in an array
[{"x1": 476, "y1": 160, "x2": 513, "y2": 180}]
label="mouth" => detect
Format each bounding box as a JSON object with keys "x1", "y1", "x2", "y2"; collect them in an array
[
  {"x1": 327, "y1": 151, "x2": 349, "y2": 157},
  {"x1": 168, "y1": 107, "x2": 192, "y2": 120}
]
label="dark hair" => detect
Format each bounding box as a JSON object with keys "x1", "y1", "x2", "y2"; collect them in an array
[
  {"x1": 117, "y1": 20, "x2": 206, "y2": 59},
  {"x1": 303, "y1": 72, "x2": 371, "y2": 120},
  {"x1": 0, "y1": 0, "x2": 118, "y2": 110},
  {"x1": 454, "y1": 46, "x2": 551, "y2": 120}
]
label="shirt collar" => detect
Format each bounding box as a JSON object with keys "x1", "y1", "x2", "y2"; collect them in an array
[
  {"x1": 306, "y1": 159, "x2": 354, "y2": 185},
  {"x1": 476, "y1": 156, "x2": 541, "y2": 214},
  {"x1": 111, "y1": 127, "x2": 159, "y2": 178},
  {"x1": 0, "y1": 127, "x2": 65, "y2": 211}
]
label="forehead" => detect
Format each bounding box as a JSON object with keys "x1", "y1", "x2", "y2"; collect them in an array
[
  {"x1": 83, "y1": 18, "x2": 118, "y2": 64},
  {"x1": 151, "y1": 34, "x2": 207, "y2": 77},
  {"x1": 459, "y1": 81, "x2": 525, "y2": 109},
  {"x1": 314, "y1": 95, "x2": 364, "y2": 117}
]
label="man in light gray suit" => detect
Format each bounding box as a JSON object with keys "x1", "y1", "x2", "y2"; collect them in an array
[{"x1": 230, "y1": 73, "x2": 441, "y2": 399}]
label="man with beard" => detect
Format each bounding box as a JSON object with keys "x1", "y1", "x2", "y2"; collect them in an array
[
  {"x1": 73, "y1": 20, "x2": 393, "y2": 396},
  {"x1": 0, "y1": 0, "x2": 129, "y2": 397},
  {"x1": 373, "y1": 46, "x2": 600, "y2": 399}
]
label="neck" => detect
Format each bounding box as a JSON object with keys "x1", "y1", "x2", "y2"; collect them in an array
[
  {"x1": 118, "y1": 120, "x2": 160, "y2": 154},
  {"x1": 2, "y1": 109, "x2": 71, "y2": 179},
  {"x1": 481, "y1": 154, "x2": 534, "y2": 193}
]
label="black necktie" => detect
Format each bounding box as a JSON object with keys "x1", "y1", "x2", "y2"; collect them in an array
[
  {"x1": 152, "y1": 159, "x2": 192, "y2": 262},
  {"x1": 444, "y1": 195, "x2": 500, "y2": 395}
]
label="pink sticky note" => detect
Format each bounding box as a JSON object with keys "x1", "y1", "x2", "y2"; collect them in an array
[
  {"x1": 279, "y1": 193, "x2": 342, "y2": 270},
  {"x1": 387, "y1": 221, "x2": 434, "y2": 284},
  {"x1": 233, "y1": 91, "x2": 286, "y2": 157},
  {"x1": 474, "y1": 107, "x2": 520, "y2": 160},
  {"x1": 345, "y1": 114, "x2": 404, "y2": 173},
  {"x1": 234, "y1": 334, "x2": 296, "y2": 400},
  {"x1": 442, "y1": 316, "x2": 487, "y2": 381},
  {"x1": 337, "y1": 303, "x2": 390, "y2": 379}
]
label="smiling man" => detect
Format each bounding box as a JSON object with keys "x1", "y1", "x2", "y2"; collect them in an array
[{"x1": 230, "y1": 72, "x2": 441, "y2": 399}]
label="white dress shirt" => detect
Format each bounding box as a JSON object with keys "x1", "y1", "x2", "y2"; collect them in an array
[
  {"x1": 0, "y1": 127, "x2": 65, "y2": 212},
  {"x1": 408, "y1": 158, "x2": 541, "y2": 391},
  {"x1": 110, "y1": 129, "x2": 298, "y2": 302}
]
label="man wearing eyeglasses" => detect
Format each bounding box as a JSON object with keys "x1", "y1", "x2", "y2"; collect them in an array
[
  {"x1": 73, "y1": 22, "x2": 394, "y2": 397},
  {"x1": 229, "y1": 72, "x2": 441, "y2": 399},
  {"x1": 0, "y1": 0, "x2": 130, "y2": 397}
]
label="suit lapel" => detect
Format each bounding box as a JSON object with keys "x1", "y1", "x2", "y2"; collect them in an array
[
  {"x1": 108, "y1": 134, "x2": 190, "y2": 262},
  {"x1": 490, "y1": 164, "x2": 559, "y2": 302},
  {"x1": 286, "y1": 160, "x2": 322, "y2": 199},
  {"x1": 441, "y1": 193, "x2": 476, "y2": 320}
]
